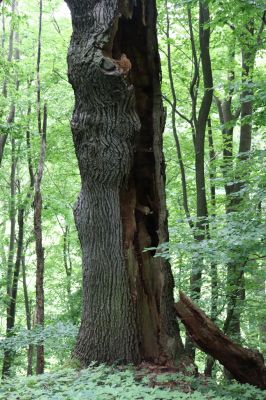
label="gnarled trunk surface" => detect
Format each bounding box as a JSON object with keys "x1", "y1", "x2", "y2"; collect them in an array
[{"x1": 65, "y1": 0, "x2": 184, "y2": 366}]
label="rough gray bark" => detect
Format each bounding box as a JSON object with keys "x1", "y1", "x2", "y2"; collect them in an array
[{"x1": 65, "y1": 0, "x2": 184, "y2": 366}]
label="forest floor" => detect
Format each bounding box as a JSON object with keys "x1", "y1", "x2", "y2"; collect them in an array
[{"x1": 1, "y1": 364, "x2": 265, "y2": 400}]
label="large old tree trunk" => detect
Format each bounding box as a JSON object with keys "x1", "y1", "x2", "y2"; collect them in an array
[{"x1": 65, "y1": 0, "x2": 184, "y2": 365}]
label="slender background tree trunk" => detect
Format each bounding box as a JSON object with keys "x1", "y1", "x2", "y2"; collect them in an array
[{"x1": 34, "y1": 0, "x2": 47, "y2": 374}]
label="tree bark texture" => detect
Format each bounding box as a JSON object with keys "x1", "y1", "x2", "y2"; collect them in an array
[
  {"x1": 63, "y1": 224, "x2": 75, "y2": 321},
  {"x1": 6, "y1": 138, "x2": 16, "y2": 301},
  {"x1": 34, "y1": 104, "x2": 47, "y2": 375},
  {"x1": 0, "y1": 0, "x2": 18, "y2": 166},
  {"x1": 185, "y1": 1, "x2": 213, "y2": 360},
  {"x1": 175, "y1": 292, "x2": 266, "y2": 390},
  {"x1": 2, "y1": 206, "x2": 24, "y2": 377},
  {"x1": 194, "y1": 0, "x2": 213, "y2": 229},
  {"x1": 34, "y1": 0, "x2": 46, "y2": 374},
  {"x1": 22, "y1": 255, "x2": 33, "y2": 376},
  {"x1": 66, "y1": 0, "x2": 184, "y2": 366}
]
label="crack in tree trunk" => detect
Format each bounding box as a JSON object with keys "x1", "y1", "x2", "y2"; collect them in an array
[{"x1": 65, "y1": 0, "x2": 184, "y2": 366}]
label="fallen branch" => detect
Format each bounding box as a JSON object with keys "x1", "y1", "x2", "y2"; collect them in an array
[{"x1": 175, "y1": 292, "x2": 266, "y2": 390}]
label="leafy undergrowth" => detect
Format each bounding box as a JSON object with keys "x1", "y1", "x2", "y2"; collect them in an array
[{"x1": 1, "y1": 364, "x2": 265, "y2": 400}]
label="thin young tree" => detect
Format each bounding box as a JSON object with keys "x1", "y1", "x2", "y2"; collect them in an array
[
  {"x1": 2, "y1": 12, "x2": 20, "y2": 376},
  {"x1": 215, "y1": 7, "x2": 266, "y2": 344},
  {"x1": 0, "y1": 0, "x2": 17, "y2": 166},
  {"x1": 34, "y1": 0, "x2": 47, "y2": 374}
]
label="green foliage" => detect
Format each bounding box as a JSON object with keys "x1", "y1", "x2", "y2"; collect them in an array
[
  {"x1": 0, "y1": 322, "x2": 78, "y2": 352},
  {"x1": 0, "y1": 0, "x2": 265, "y2": 393},
  {"x1": 0, "y1": 366, "x2": 265, "y2": 400},
  {"x1": 0, "y1": 0, "x2": 81, "y2": 370},
  {"x1": 156, "y1": 0, "x2": 266, "y2": 357},
  {"x1": 0, "y1": 323, "x2": 78, "y2": 374}
]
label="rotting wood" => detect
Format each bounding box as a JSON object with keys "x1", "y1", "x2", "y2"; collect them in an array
[
  {"x1": 65, "y1": 0, "x2": 185, "y2": 365},
  {"x1": 175, "y1": 291, "x2": 266, "y2": 390}
]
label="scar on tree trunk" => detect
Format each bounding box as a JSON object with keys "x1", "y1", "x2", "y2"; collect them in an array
[{"x1": 175, "y1": 292, "x2": 266, "y2": 390}]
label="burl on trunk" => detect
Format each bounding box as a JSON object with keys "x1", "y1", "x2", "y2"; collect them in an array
[{"x1": 65, "y1": 0, "x2": 184, "y2": 365}]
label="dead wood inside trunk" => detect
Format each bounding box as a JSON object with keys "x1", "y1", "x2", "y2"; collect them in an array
[
  {"x1": 65, "y1": 0, "x2": 184, "y2": 365},
  {"x1": 175, "y1": 292, "x2": 266, "y2": 390}
]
